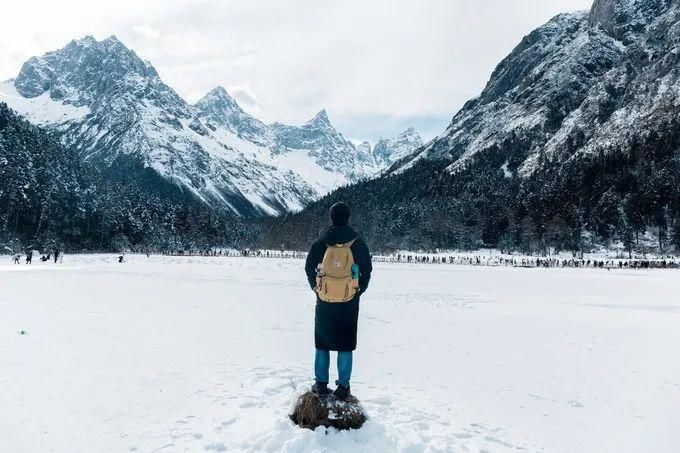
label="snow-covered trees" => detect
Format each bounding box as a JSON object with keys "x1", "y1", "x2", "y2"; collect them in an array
[{"x1": 0, "y1": 103, "x2": 252, "y2": 251}]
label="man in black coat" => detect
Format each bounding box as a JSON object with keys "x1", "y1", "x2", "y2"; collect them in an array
[{"x1": 304, "y1": 202, "x2": 372, "y2": 400}]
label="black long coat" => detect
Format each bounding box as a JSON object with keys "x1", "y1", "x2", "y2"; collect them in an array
[{"x1": 305, "y1": 225, "x2": 372, "y2": 351}]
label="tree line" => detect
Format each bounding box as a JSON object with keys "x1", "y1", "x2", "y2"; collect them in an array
[
  {"x1": 3, "y1": 99, "x2": 680, "y2": 256},
  {"x1": 0, "y1": 103, "x2": 255, "y2": 253}
]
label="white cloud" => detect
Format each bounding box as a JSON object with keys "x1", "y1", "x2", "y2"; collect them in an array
[
  {"x1": 228, "y1": 86, "x2": 260, "y2": 114},
  {"x1": 132, "y1": 25, "x2": 161, "y2": 40},
  {"x1": 0, "y1": 0, "x2": 593, "y2": 141}
]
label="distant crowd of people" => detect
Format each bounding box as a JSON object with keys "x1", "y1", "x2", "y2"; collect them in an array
[
  {"x1": 373, "y1": 253, "x2": 680, "y2": 269},
  {"x1": 12, "y1": 247, "x2": 677, "y2": 270},
  {"x1": 515, "y1": 257, "x2": 678, "y2": 269},
  {"x1": 153, "y1": 249, "x2": 680, "y2": 270},
  {"x1": 11, "y1": 248, "x2": 63, "y2": 264},
  {"x1": 161, "y1": 249, "x2": 307, "y2": 259}
]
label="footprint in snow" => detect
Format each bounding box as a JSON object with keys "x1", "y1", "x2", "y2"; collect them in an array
[
  {"x1": 364, "y1": 395, "x2": 391, "y2": 405},
  {"x1": 238, "y1": 399, "x2": 261, "y2": 408},
  {"x1": 204, "y1": 442, "x2": 227, "y2": 452}
]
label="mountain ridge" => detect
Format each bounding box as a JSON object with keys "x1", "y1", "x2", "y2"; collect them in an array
[{"x1": 1, "y1": 35, "x2": 423, "y2": 217}]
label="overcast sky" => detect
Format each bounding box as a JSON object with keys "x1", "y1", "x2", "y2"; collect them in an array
[{"x1": 0, "y1": 0, "x2": 592, "y2": 142}]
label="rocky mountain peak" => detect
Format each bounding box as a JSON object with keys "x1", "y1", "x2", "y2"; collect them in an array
[
  {"x1": 207, "y1": 85, "x2": 229, "y2": 98},
  {"x1": 356, "y1": 141, "x2": 372, "y2": 153},
  {"x1": 589, "y1": 0, "x2": 620, "y2": 31},
  {"x1": 74, "y1": 35, "x2": 98, "y2": 46},
  {"x1": 14, "y1": 35, "x2": 159, "y2": 103},
  {"x1": 306, "y1": 109, "x2": 331, "y2": 127},
  {"x1": 372, "y1": 128, "x2": 424, "y2": 167},
  {"x1": 588, "y1": 0, "x2": 670, "y2": 43},
  {"x1": 194, "y1": 85, "x2": 270, "y2": 144},
  {"x1": 103, "y1": 34, "x2": 122, "y2": 44},
  {"x1": 399, "y1": 127, "x2": 421, "y2": 140},
  {"x1": 197, "y1": 86, "x2": 244, "y2": 113}
]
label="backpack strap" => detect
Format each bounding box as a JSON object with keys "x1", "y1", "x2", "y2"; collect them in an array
[{"x1": 331, "y1": 238, "x2": 357, "y2": 248}]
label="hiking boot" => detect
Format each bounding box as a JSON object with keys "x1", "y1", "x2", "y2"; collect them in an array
[
  {"x1": 312, "y1": 382, "x2": 331, "y2": 396},
  {"x1": 333, "y1": 384, "x2": 351, "y2": 401}
]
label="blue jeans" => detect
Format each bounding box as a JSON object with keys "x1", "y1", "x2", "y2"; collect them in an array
[{"x1": 315, "y1": 349, "x2": 352, "y2": 388}]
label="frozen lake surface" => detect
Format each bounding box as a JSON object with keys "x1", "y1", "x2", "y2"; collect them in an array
[{"x1": 1, "y1": 255, "x2": 679, "y2": 452}]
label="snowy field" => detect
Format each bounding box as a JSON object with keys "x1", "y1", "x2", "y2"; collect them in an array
[{"x1": 1, "y1": 255, "x2": 679, "y2": 452}]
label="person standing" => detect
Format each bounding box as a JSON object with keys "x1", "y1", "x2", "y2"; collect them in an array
[{"x1": 304, "y1": 202, "x2": 372, "y2": 400}]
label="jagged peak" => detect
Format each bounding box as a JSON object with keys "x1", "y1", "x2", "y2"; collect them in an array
[
  {"x1": 73, "y1": 35, "x2": 97, "y2": 46},
  {"x1": 100, "y1": 35, "x2": 140, "y2": 59},
  {"x1": 14, "y1": 33, "x2": 159, "y2": 99},
  {"x1": 399, "y1": 127, "x2": 422, "y2": 139},
  {"x1": 70, "y1": 34, "x2": 127, "y2": 51},
  {"x1": 196, "y1": 86, "x2": 244, "y2": 112},
  {"x1": 306, "y1": 109, "x2": 330, "y2": 126},
  {"x1": 204, "y1": 86, "x2": 237, "y2": 102},
  {"x1": 590, "y1": 0, "x2": 624, "y2": 31},
  {"x1": 58, "y1": 34, "x2": 144, "y2": 65},
  {"x1": 588, "y1": 0, "x2": 670, "y2": 41},
  {"x1": 355, "y1": 140, "x2": 372, "y2": 152},
  {"x1": 376, "y1": 127, "x2": 422, "y2": 144},
  {"x1": 208, "y1": 85, "x2": 229, "y2": 97}
]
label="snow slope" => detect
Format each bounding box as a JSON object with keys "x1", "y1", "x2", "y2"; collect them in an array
[
  {"x1": 1, "y1": 255, "x2": 679, "y2": 452},
  {"x1": 0, "y1": 80, "x2": 90, "y2": 125}
]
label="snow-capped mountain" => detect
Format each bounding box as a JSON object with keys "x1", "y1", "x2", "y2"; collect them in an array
[
  {"x1": 372, "y1": 128, "x2": 423, "y2": 167},
  {"x1": 271, "y1": 110, "x2": 378, "y2": 181},
  {"x1": 193, "y1": 86, "x2": 272, "y2": 148},
  {"x1": 389, "y1": 0, "x2": 676, "y2": 179},
  {"x1": 0, "y1": 36, "x2": 421, "y2": 216},
  {"x1": 195, "y1": 89, "x2": 419, "y2": 182}
]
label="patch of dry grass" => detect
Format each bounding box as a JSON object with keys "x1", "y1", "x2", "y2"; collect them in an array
[{"x1": 289, "y1": 391, "x2": 366, "y2": 430}]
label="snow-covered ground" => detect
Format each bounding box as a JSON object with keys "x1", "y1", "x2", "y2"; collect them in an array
[{"x1": 1, "y1": 255, "x2": 679, "y2": 452}]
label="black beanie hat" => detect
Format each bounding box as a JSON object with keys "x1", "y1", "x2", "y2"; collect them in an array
[{"x1": 330, "y1": 202, "x2": 351, "y2": 226}]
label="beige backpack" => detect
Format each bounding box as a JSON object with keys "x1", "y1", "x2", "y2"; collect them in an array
[{"x1": 315, "y1": 239, "x2": 359, "y2": 303}]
